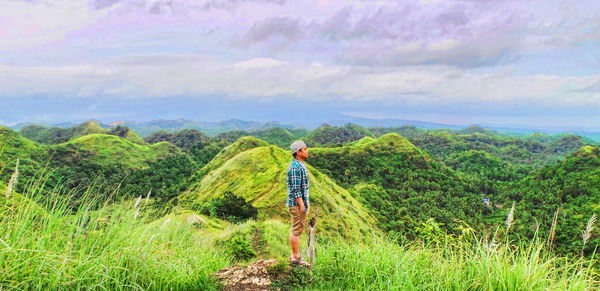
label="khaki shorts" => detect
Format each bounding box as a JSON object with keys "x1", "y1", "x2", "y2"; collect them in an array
[{"x1": 289, "y1": 206, "x2": 307, "y2": 236}]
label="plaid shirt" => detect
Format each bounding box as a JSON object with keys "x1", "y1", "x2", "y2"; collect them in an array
[{"x1": 286, "y1": 158, "x2": 309, "y2": 211}]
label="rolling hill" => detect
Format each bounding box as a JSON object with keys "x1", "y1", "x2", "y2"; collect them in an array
[
  {"x1": 502, "y1": 145, "x2": 600, "y2": 255},
  {"x1": 0, "y1": 127, "x2": 181, "y2": 199},
  {"x1": 180, "y1": 137, "x2": 378, "y2": 238},
  {"x1": 19, "y1": 121, "x2": 147, "y2": 145},
  {"x1": 55, "y1": 134, "x2": 179, "y2": 169},
  {"x1": 308, "y1": 133, "x2": 487, "y2": 236}
]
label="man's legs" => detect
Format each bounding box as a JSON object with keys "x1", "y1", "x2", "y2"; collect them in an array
[
  {"x1": 290, "y1": 232, "x2": 300, "y2": 259},
  {"x1": 289, "y1": 206, "x2": 306, "y2": 260}
]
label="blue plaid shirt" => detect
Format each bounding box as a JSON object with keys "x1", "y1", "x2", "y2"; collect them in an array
[{"x1": 286, "y1": 158, "x2": 309, "y2": 211}]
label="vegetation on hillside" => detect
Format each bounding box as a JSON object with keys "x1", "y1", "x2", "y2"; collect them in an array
[
  {"x1": 309, "y1": 133, "x2": 487, "y2": 238},
  {"x1": 1, "y1": 178, "x2": 597, "y2": 290},
  {"x1": 500, "y1": 146, "x2": 600, "y2": 256},
  {"x1": 305, "y1": 123, "x2": 374, "y2": 147},
  {"x1": 180, "y1": 138, "x2": 377, "y2": 239},
  {"x1": 20, "y1": 121, "x2": 147, "y2": 145},
  {"x1": 3, "y1": 121, "x2": 600, "y2": 289}
]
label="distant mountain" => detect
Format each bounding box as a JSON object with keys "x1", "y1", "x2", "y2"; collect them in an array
[
  {"x1": 323, "y1": 116, "x2": 464, "y2": 130},
  {"x1": 324, "y1": 115, "x2": 600, "y2": 142},
  {"x1": 7, "y1": 117, "x2": 600, "y2": 142},
  {"x1": 108, "y1": 119, "x2": 297, "y2": 137}
]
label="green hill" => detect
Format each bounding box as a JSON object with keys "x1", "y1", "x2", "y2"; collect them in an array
[
  {"x1": 74, "y1": 121, "x2": 106, "y2": 136},
  {"x1": 180, "y1": 137, "x2": 377, "y2": 238},
  {"x1": 369, "y1": 125, "x2": 424, "y2": 139},
  {"x1": 251, "y1": 127, "x2": 297, "y2": 148},
  {"x1": 197, "y1": 136, "x2": 269, "y2": 176},
  {"x1": 19, "y1": 121, "x2": 147, "y2": 145},
  {"x1": 305, "y1": 124, "x2": 374, "y2": 147},
  {"x1": 457, "y1": 125, "x2": 496, "y2": 135},
  {"x1": 144, "y1": 129, "x2": 209, "y2": 151},
  {"x1": 57, "y1": 134, "x2": 179, "y2": 169},
  {"x1": 0, "y1": 127, "x2": 181, "y2": 200},
  {"x1": 0, "y1": 126, "x2": 49, "y2": 187},
  {"x1": 502, "y1": 145, "x2": 600, "y2": 255},
  {"x1": 106, "y1": 125, "x2": 146, "y2": 145},
  {"x1": 309, "y1": 133, "x2": 486, "y2": 236},
  {"x1": 547, "y1": 135, "x2": 585, "y2": 154}
]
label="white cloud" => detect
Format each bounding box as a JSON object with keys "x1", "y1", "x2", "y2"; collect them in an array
[
  {"x1": 234, "y1": 58, "x2": 286, "y2": 69},
  {"x1": 1, "y1": 55, "x2": 599, "y2": 109}
]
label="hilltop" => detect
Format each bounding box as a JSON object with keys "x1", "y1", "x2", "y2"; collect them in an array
[
  {"x1": 0, "y1": 127, "x2": 181, "y2": 201},
  {"x1": 180, "y1": 137, "x2": 377, "y2": 238},
  {"x1": 56, "y1": 134, "x2": 179, "y2": 169},
  {"x1": 309, "y1": 133, "x2": 486, "y2": 236},
  {"x1": 19, "y1": 121, "x2": 147, "y2": 145},
  {"x1": 305, "y1": 123, "x2": 374, "y2": 147}
]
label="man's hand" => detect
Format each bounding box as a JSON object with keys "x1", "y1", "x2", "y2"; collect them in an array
[{"x1": 296, "y1": 197, "x2": 306, "y2": 213}]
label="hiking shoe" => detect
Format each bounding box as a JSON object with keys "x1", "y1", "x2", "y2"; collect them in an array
[{"x1": 290, "y1": 256, "x2": 311, "y2": 267}]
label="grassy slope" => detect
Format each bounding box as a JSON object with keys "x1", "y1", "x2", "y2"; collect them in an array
[
  {"x1": 20, "y1": 121, "x2": 147, "y2": 145},
  {"x1": 0, "y1": 127, "x2": 180, "y2": 194},
  {"x1": 57, "y1": 134, "x2": 179, "y2": 169},
  {"x1": 4, "y1": 185, "x2": 597, "y2": 290},
  {"x1": 181, "y1": 137, "x2": 378, "y2": 239},
  {"x1": 308, "y1": 133, "x2": 488, "y2": 234},
  {"x1": 72, "y1": 121, "x2": 106, "y2": 137},
  {"x1": 0, "y1": 126, "x2": 49, "y2": 186},
  {"x1": 122, "y1": 128, "x2": 146, "y2": 145},
  {"x1": 251, "y1": 127, "x2": 297, "y2": 148},
  {"x1": 0, "y1": 126, "x2": 48, "y2": 163}
]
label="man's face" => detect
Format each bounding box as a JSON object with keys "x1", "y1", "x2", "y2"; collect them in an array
[{"x1": 297, "y1": 146, "x2": 309, "y2": 159}]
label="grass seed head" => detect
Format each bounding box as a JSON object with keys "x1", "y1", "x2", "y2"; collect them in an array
[
  {"x1": 582, "y1": 214, "x2": 596, "y2": 246},
  {"x1": 5, "y1": 158, "x2": 19, "y2": 198},
  {"x1": 145, "y1": 189, "x2": 152, "y2": 205},
  {"x1": 505, "y1": 202, "x2": 516, "y2": 234},
  {"x1": 134, "y1": 195, "x2": 142, "y2": 209}
]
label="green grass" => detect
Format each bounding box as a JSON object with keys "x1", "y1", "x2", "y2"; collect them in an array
[
  {"x1": 309, "y1": 238, "x2": 599, "y2": 290},
  {"x1": 57, "y1": 134, "x2": 179, "y2": 168},
  {"x1": 311, "y1": 133, "x2": 419, "y2": 155},
  {"x1": 180, "y1": 139, "x2": 378, "y2": 239},
  {"x1": 1, "y1": 178, "x2": 598, "y2": 290},
  {"x1": 0, "y1": 186, "x2": 230, "y2": 290}
]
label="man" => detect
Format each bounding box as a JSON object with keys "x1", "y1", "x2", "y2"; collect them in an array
[{"x1": 287, "y1": 140, "x2": 311, "y2": 266}]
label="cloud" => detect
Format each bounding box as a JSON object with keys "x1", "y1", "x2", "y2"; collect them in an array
[
  {"x1": 3, "y1": 0, "x2": 600, "y2": 68},
  {"x1": 1, "y1": 0, "x2": 600, "y2": 128},
  {"x1": 234, "y1": 58, "x2": 287, "y2": 69},
  {"x1": 245, "y1": 17, "x2": 303, "y2": 44},
  {"x1": 91, "y1": 0, "x2": 121, "y2": 10},
  {"x1": 1, "y1": 55, "x2": 599, "y2": 109}
]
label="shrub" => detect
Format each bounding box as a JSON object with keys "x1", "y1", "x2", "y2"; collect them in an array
[
  {"x1": 225, "y1": 234, "x2": 256, "y2": 261},
  {"x1": 209, "y1": 191, "x2": 258, "y2": 222}
]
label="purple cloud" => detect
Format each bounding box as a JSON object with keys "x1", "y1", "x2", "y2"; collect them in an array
[
  {"x1": 90, "y1": 0, "x2": 121, "y2": 10},
  {"x1": 245, "y1": 17, "x2": 303, "y2": 43}
]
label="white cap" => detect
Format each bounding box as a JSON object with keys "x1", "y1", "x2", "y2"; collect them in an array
[{"x1": 290, "y1": 140, "x2": 307, "y2": 155}]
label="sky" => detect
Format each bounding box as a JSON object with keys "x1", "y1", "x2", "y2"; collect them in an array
[{"x1": 1, "y1": 0, "x2": 600, "y2": 129}]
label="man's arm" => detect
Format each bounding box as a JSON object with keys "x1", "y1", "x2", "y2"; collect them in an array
[
  {"x1": 296, "y1": 197, "x2": 305, "y2": 213},
  {"x1": 288, "y1": 166, "x2": 304, "y2": 212}
]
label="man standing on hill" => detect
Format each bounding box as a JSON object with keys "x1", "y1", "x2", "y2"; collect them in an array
[{"x1": 287, "y1": 140, "x2": 311, "y2": 266}]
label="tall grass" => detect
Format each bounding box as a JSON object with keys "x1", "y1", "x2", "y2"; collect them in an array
[
  {"x1": 2, "y1": 164, "x2": 599, "y2": 290},
  {"x1": 309, "y1": 237, "x2": 598, "y2": 290},
  {"x1": 0, "y1": 178, "x2": 231, "y2": 290}
]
